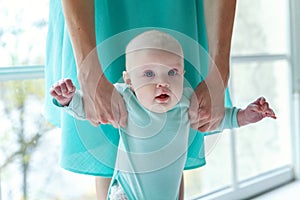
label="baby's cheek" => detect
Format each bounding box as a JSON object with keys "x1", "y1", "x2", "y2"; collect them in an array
[
  {"x1": 136, "y1": 90, "x2": 152, "y2": 103},
  {"x1": 172, "y1": 85, "x2": 184, "y2": 100}
]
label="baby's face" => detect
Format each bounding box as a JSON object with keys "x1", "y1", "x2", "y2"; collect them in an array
[{"x1": 126, "y1": 49, "x2": 184, "y2": 113}]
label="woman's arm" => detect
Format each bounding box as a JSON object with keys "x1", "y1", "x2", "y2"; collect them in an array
[
  {"x1": 189, "y1": 0, "x2": 237, "y2": 132},
  {"x1": 204, "y1": 0, "x2": 236, "y2": 85},
  {"x1": 61, "y1": 0, "x2": 127, "y2": 127},
  {"x1": 62, "y1": 0, "x2": 95, "y2": 67}
]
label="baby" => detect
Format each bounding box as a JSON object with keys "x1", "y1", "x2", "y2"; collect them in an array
[{"x1": 50, "y1": 30, "x2": 276, "y2": 200}]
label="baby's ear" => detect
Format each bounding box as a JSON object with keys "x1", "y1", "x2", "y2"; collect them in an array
[{"x1": 123, "y1": 71, "x2": 132, "y2": 85}]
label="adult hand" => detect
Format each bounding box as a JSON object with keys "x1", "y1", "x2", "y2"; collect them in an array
[
  {"x1": 189, "y1": 81, "x2": 225, "y2": 132},
  {"x1": 195, "y1": 0, "x2": 236, "y2": 131},
  {"x1": 78, "y1": 51, "x2": 128, "y2": 128},
  {"x1": 86, "y1": 79, "x2": 127, "y2": 128},
  {"x1": 189, "y1": 62, "x2": 227, "y2": 132}
]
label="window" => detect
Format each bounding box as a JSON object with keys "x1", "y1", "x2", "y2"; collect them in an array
[
  {"x1": 184, "y1": 0, "x2": 294, "y2": 199},
  {"x1": 0, "y1": 0, "x2": 48, "y2": 67},
  {"x1": 0, "y1": 0, "x2": 96, "y2": 199}
]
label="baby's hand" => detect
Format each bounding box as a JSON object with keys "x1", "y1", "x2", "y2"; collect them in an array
[
  {"x1": 238, "y1": 97, "x2": 276, "y2": 126},
  {"x1": 50, "y1": 78, "x2": 76, "y2": 106}
]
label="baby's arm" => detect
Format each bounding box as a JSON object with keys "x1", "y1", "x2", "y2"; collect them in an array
[
  {"x1": 237, "y1": 97, "x2": 276, "y2": 127},
  {"x1": 50, "y1": 78, "x2": 86, "y2": 120},
  {"x1": 49, "y1": 80, "x2": 125, "y2": 123},
  {"x1": 50, "y1": 78, "x2": 76, "y2": 106}
]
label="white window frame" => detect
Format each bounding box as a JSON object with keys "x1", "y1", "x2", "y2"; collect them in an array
[
  {"x1": 194, "y1": 55, "x2": 295, "y2": 200},
  {"x1": 289, "y1": 0, "x2": 300, "y2": 180},
  {"x1": 0, "y1": 65, "x2": 44, "y2": 81},
  {"x1": 194, "y1": 0, "x2": 300, "y2": 198}
]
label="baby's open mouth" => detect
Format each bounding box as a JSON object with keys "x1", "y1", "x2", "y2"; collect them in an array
[{"x1": 155, "y1": 94, "x2": 170, "y2": 102}]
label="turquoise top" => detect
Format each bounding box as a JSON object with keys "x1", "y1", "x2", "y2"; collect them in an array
[{"x1": 45, "y1": 0, "x2": 232, "y2": 176}]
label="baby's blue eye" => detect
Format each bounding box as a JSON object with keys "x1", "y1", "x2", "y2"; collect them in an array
[
  {"x1": 168, "y1": 69, "x2": 178, "y2": 76},
  {"x1": 144, "y1": 70, "x2": 155, "y2": 77}
]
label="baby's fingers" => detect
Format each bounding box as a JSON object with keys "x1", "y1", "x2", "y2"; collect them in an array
[
  {"x1": 49, "y1": 88, "x2": 60, "y2": 98},
  {"x1": 261, "y1": 101, "x2": 277, "y2": 118},
  {"x1": 265, "y1": 109, "x2": 277, "y2": 119},
  {"x1": 51, "y1": 83, "x2": 62, "y2": 95},
  {"x1": 261, "y1": 102, "x2": 270, "y2": 112},
  {"x1": 252, "y1": 97, "x2": 265, "y2": 106},
  {"x1": 58, "y1": 80, "x2": 68, "y2": 94},
  {"x1": 258, "y1": 97, "x2": 266, "y2": 105},
  {"x1": 65, "y1": 78, "x2": 76, "y2": 93},
  {"x1": 59, "y1": 79, "x2": 75, "y2": 97}
]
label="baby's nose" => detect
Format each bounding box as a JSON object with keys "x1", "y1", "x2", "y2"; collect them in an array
[{"x1": 156, "y1": 82, "x2": 170, "y2": 88}]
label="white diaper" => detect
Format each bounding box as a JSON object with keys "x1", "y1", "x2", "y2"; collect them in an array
[{"x1": 109, "y1": 183, "x2": 128, "y2": 200}]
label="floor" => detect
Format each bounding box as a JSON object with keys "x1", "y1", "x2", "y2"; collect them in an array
[{"x1": 252, "y1": 181, "x2": 300, "y2": 200}]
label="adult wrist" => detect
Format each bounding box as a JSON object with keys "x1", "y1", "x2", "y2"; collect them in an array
[{"x1": 211, "y1": 53, "x2": 230, "y2": 87}]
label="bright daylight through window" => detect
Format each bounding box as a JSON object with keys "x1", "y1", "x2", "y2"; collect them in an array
[{"x1": 184, "y1": 0, "x2": 292, "y2": 199}]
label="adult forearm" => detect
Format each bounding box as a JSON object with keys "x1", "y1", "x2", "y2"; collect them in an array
[
  {"x1": 61, "y1": 0, "x2": 96, "y2": 68},
  {"x1": 61, "y1": 0, "x2": 107, "y2": 98},
  {"x1": 204, "y1": 0, "x2": 237, "y2": 86}
]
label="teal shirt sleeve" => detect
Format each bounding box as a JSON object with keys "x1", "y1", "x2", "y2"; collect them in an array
[
  {"x1": 52, "y1": 83, "x2": 127, "y2": 120},
  {"x1": 204, "y1": 107, "x2": 240, "y2": 136},
  {"x1": 216, "y1": 107, "x2": 240, "y2": 131}
]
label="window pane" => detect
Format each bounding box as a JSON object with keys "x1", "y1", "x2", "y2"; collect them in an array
[
  {"x1": 231, "y1": 0, "x2": 288, "y2": 56},
  {"x1": 0, "y1": 0, "x2": 48, "y2": 67},
  {"x1": 184, "y1": 131, "x2": 232, "y2": 199},
  {"x1": 230, "y1": 60, "x2": 292, "y2": 181},
  {"x1": 0, "y1": 79, "x2": 96, "y2": 199}
]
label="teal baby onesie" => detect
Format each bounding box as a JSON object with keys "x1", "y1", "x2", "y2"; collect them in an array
[{"x1": 53, "y1": 83, "x2": 239, "y2": 199}]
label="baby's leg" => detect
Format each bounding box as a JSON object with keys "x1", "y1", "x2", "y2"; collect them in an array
[{"x1": 96, "y1": 177, "x2": 111, "y2": 200}]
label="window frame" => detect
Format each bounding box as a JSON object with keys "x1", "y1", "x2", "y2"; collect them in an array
[
  {"x1": 193, "y1": 0, "x2": 299, "y2": 198},
  {"x1": 192, "y1": 53, "x2": 295, "y2": 199},
  {"x1": 0, "y1": 65, "x2": 44, "y2": 81},
  {"x1": 289, "y1": 0, "x2": 300, "y2": 180}
]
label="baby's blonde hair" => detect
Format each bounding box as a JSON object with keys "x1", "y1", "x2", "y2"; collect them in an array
[{"x1": 126, "y1": 30, "x2": 183, "y2": 57}]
